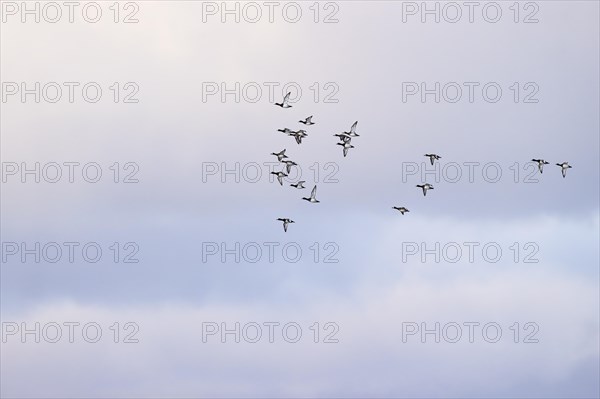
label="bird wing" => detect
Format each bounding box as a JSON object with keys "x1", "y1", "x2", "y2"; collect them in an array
[
  {"x1": 307, "y1": 116, "x2": 313, "y2": 123},
  {"x1": 343, "y1": 147, "x2": 348, "y2": 157},
  {"x1": 283, "y1": 222, "x2": 288, "y2": 232},
  {"x1": 350, "y1": 121, "x2": 358, "y2": 133},
  {"x1": 283, "y1": 92, "x2": 291, "y2": 105},
  {"x1": 311, "y1": 185, "x2": 317, "y2": 198}
]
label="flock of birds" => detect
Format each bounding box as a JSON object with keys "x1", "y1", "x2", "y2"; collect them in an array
[
  {"x1": 271, "y1": 93, "x2": 573, "y2": 232},
  {"x1": 272, "y1": 92, "x2": 361, "y2": 232},
  {"x1": 274, "y1": 93, "x2": 360, "y2": 158},
  {"x1": 391, "y1": 156, "x2": 573, "y2": 216},
  {"x1": 533, "y1": 159, "x2": 573, "y2": 178}
]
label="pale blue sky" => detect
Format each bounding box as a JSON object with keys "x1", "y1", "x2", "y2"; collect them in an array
[{"x1": 1, "y1": 1, "x2": 599, "y2": 397}]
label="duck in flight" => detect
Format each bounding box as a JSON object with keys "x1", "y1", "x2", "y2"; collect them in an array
[
  {"x1": 343, "y1": 121, "x2": 359, "y2": 137},
  {"x1": 290, "y1": 180, "x2": 305, "y2": 189},
  {"x1": 556, "y1": 162, "x2": 572, "y2": 178},
  {"x1": 334, "y1": 133, "x2": 352, "y2": 142},
  {"x1": 337, "y1": 141, "x2": 354, "y2": 157},
  {"x1": 291, "y1": 130, "x2": 308, "y2": 144},
  {"x1": 282, "y1": 159, "x2": 297, "y2": 173},
  {"x1": 393, "y1": 206, "x2": 410, "y2": 215},
  {"x1": 416, "y1": 183, "x2": 434, "y2": 196},
  {"x1": 271, "y1": 170, "x2": 288, "y2": 186},
  {"x1": 277, "y1": 218, "x2": 295, "y2": 232},
  {"x1": 271, "y1": 149, "x2": 288, "y2": 162},
  {"x1": 425, "y1": 154, "x2": 441, "y2": 166},
  {"x1": 302, "y1": 185, "x2": 320, "y2": 203},
  {"x1": 299, "y1": 116, "x2": 315, "y2": 125},
  {"x1": 275, "y1": 92, "x2": 292, "y2": 108},
  {"x1": 531, "y1": 159, "x2": 549, "y2": 173},
  {"x1": 278, "y1": 127, "x2": 293, "y2": 135}
]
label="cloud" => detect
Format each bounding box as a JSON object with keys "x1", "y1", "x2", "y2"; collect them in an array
[{"x1": 2, "y1": 261, "x2": 598, "y2": 398}]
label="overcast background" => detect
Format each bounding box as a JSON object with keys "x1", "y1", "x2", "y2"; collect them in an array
[{"x1": 1, "y1": 1, "x2": 599, "y2": 398}]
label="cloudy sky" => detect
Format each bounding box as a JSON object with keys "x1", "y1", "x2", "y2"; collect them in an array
[{"x1": 1, "y1": 1, "x2": 599, "y2": 397}]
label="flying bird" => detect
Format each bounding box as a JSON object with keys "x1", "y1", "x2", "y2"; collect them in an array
[
  {"x1": 277, "y1": 218, "x2": 295, "y2": 232},
  {"x1": 271, "y1": 149, "x2": 288, "y2": 162},
  {"x1": 282, "y1": 160, "x2": 297, "y2": 173},
  {"x1": 416, "y1": 183, "x2": 434, "y2": 196},
  {"x1": 271, "y1": 171, "x2": 288, "y2": 185},
  {"x1": 425, "y1": 154, "x2": 441, "y2": 165},
  {"x1": 299, "y1": 116, "x2": 315, "y2": 125},
  {"x1": 531, "y1": 159, "x2": 549, "y2": 173},
  {"x1": 334, "y1": 133, "x2": 352, "y2": 142},
  {"x1": 556, "y1": 162, "x2": 572, "y2": 178},
  {"x1": 291, "y1": 130, "x2": 308, "y2": 144},
  {"x1": 278, "y1": 127, "x2": 293, "y2": 134},
  {"x1": 290, "y1": 181, "x2": 306, "y2": 189},
  {"x1": 275, "y1": 92, "x2": 292, "y2": 108},
  {"x1": 302, "y1": 185, "x2": 320, "y2": 203},
  {"x1": 343, "y1": 121, "x2": 359, "y2": 137},
  {"x1": 337, "y1": 141, "x2": 354, "y2": 157},
  {"x1": 393, "y1": 206, "x2": 410, "y2": 215}
]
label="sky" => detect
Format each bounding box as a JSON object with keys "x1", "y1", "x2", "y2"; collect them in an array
[{"x1": 1, "y1": 1, "x2": 599, "y2": 398}]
